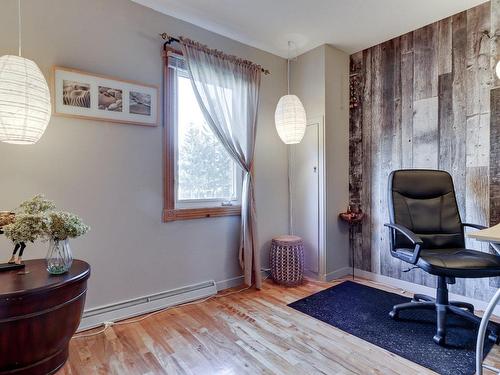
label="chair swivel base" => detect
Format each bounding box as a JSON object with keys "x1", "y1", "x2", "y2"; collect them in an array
[{"x1": 388, "y1": 278, "x2": 499, "y2": 346}]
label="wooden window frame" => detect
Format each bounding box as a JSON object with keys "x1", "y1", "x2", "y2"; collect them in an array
[{"x1": 162, "y1": 48, "x2": 241, "y2": 222}]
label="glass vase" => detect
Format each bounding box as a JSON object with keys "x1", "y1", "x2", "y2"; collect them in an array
[{"x1": 46, "y1": 238, "x2": 73, "y2": 274}]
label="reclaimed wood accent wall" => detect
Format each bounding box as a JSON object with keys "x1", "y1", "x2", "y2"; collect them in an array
[{"x1": 349, "y1": 0, "x2": 500, "y2": 301}]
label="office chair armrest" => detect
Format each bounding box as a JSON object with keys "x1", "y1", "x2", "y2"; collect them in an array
[
  {"x1": 384, "y1": 223, "x2": 423, "y2": 265},
  {"x1": 384, "y1": 223, "x2": 423, "y2": 245},
  {"x1": 462, "y1": 223, "x2": 487, "y2": 230}
]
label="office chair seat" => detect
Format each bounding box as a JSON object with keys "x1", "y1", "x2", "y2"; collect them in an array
[{"x1": 394, "y1": 248, "x2": 500, "y2": 278}]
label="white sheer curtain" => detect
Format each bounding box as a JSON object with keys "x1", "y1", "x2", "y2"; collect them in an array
[{"x1": 179, "y1": 38, "x2": 263, "y2": 288}]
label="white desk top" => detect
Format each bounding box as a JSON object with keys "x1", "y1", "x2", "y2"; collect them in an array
[{"x1": 466, "y1": 223, "x2": 500, "y2": 243}]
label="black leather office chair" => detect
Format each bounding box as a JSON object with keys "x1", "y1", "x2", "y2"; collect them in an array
[{"x1": 385, "y1": 169, "x2": 500, "y2": 345}]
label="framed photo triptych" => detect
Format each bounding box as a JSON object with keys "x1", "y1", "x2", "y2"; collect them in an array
[{"x1": 53, "y1": 66, "x2": 159, "y2": 127}]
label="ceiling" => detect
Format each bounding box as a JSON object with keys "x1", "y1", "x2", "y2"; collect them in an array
[{"x1": 132, "y1": 0, "x2": 489, "y2": 57}]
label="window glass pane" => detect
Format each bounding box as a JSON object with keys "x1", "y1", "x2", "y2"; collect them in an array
[{"x1": 176, "y1": 74, "x2": 236, "y2": 201}]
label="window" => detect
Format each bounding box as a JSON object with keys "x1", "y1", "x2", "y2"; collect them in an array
[
  {"x1": 175, "y1": 71, "x2": 239, "y2": 206},
  {"x1": 163, "y1": 50, "x2": 241, "y2": 221}
]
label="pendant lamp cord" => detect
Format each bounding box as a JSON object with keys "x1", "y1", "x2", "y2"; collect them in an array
[
  {"x1": 287, "y1": 41, "x2": 293, "y2": 235},
  {"x1": 18, "y1": 0, "x2": 22, "y2": 56},
  {"x1": 287, "y1": 41, "x2": 291, "y2": 95},
  {"x1": 288, "y1": 145, "x2": 293, "y2": 235}
]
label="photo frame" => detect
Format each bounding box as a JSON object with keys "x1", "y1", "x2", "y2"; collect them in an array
[{"x1": 52, "y1": 66, "x2": 159, "y2": 126}]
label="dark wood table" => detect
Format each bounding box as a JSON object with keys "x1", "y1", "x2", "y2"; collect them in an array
[{"x1": 0, "y1": 259, "x2": 90, "y2": 375}]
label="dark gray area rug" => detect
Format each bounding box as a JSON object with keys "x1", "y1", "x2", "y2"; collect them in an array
[{"x1": 288, "y1": 281, "x2": 494, "y2": 375}]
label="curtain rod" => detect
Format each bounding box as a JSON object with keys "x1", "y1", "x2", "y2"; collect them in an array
[{"x1": 160, "y1": 33, "x2": 270, "y2": 75}]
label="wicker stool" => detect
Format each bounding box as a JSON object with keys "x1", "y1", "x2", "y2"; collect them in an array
[{"x1": 270, "y1": 235, "x2": 304, "y2": 286}]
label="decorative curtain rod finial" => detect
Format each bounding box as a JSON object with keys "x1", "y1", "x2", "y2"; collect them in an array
[{"x1": 160, "y1": 33, "x2": 180, "y2": 46}]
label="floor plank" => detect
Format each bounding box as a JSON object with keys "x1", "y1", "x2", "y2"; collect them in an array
[{"x1": 59, "y1": 277, "x2": 500, "y2": 374}]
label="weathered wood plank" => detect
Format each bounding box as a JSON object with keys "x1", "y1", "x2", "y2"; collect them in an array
[
  {"x1": 466, "y1": 2, "x2": 492, "y2": 117},
  {"x1": 490, "y1": 87, "x2": 500, "y2": 288},
  {"x1": 492, "y1": 0, "x2": 500, "y2": 88},
  {"x1": 463, "y1": 112, "x2": 490, "y2": 297},
  {"x1": 412, "y1": 21, "x2": 440, "y2": 291},
  {"x1": 438, "y1": 17, "x2": 453, "y2": 75},
  {"x1": 437, "y1": 71, "x2": 466, "y2": 296},
  {"x1": 466, "y1": 113, "x2": 490, "y2": 168},
  {"x1": 491, "y1": 88, "x2": 500, "y2": 226},
  {"x1": 379, "y1": 40, "x2": 403, "y2": 280},
  {"x1": 370, "y1": 44, "x2": 383, "y2": 276},
  {"x1": 349, "y1": 51, "x2": 364, "y2": 270},
  {"x1": 452, "y1": 11, "x2": 468, "y2": 217},
  {"x1": 462, "y1": 5, "x2": 496, "y2": 300},
  {"x1": 361, "y1": 48, "x2": 372, "y2": 272},
  {"x1": 390, "y1": 38, "x2": 403, "y2": 279},
  {"x1": 438, "y1": 73, "x2": 454, "y2": 172},
  {"x1": 466, "y1": 166, "x2": 489, "y2": 246},
  {"x1": 393, "y1": 36, "x2": 418, "y2": 284},
  {"x1": 411, "y1": 96, "x2": 439, "y2": 288},
  {"x1": 440, "y1": 11, "x2": 468, "y2": 296},
  {"x1": 393, "y1": 37, "x2": 403, "y2": 164},
  {"x1": 400, "y1": 34, "x2": 414, "y2": 169},
  {"x1": 464, "y1": 114, "x2": 489, "y2": 291},
  {"x1": 413, "y1": 23, "x2": 438, "y2": 100},
  {"x1": 439, "y1": 69, "x2": 466, "y2": 293},
  {"x1": 464, "y1": 166, "x2": 492, "y2": 297},
  {"x1": 412, "y1": 97, "x2": 439, "y2": 169},
  {"x1": 490, "y1": 0, "x2": 500, "y2": 289}
]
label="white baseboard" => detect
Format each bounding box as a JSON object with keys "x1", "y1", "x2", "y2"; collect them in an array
[
  {"x1": 304, "y1": 269, "x2": 321, "y2": 280},
  {"x1": 353, "y1": 268, "x2": 500, "y2": 317},
  {"x1": 324, "y1": 266, "x2": 352, "y2": 282},
  {"x1": 79, "y1": 280, "x2": 217, "y2": 331},
  {"x1": 79, "y1": 271, "x2": 273, "y2": 332},
  {"x1": 215, "y1": 275, "x2": 245, "y2": 291},
  {"x1": 215, "y1": 270, "x2": 271, "y2": 291}
]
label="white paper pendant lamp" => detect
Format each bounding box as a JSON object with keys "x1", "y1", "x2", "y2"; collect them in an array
[
  {"x1": 0, "y1": 55, "x2": 51, "y2": 144},
  {"x1": 275, "y1": 94, "x2": 306, "y2": 144},
  {"x1": 275, "y1": 41, "x2": 307, "y2": 145},
  {"x1": 0, "y1": 0, "x2": 51, "y2": 145}
]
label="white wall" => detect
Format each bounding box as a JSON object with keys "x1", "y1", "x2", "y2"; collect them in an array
[
  {"x1": 0, "y1": 0, "x2": 289, "y2": 308},
  {"x1": 291, "y1": 44, "x2": 350, "y2": 278},
  {"x1": 291, "y1": 45, "x2": 326, "y2": 119},
  {"x1": 324, "y1": 45, "x2": 350, "y2": 274}
]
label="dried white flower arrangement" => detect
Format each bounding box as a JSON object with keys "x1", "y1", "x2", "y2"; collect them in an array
[{"x1": 3, "y1": 195, "x2": 90, "y2": 244}]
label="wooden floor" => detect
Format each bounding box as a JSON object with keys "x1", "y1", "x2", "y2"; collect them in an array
[{"x1": 60, "y1": 277, "x2": 500, "y2": 374}]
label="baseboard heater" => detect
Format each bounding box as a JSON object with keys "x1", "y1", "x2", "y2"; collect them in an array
[{"x1": 78, "y1": 280, "x2": 217, "y2": 332}]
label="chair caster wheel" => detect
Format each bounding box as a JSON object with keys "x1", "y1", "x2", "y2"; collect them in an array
[
  {"x1": 389, "y1": 310, "x2": 398, "y2": 320},
  {"x1": 433, "y1": 334, "x2": 445, "y2": 346},
  {"x1": 488, "y1": 332, "x2": 499, "y2": 344}
]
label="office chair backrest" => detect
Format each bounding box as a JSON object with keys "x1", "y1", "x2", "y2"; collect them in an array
[{"x1": 388, "y1": 169, "x2": 465, "y2": 249}]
